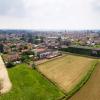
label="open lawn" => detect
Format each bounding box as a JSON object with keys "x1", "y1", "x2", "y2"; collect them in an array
[
  {"x1": 70, "y1": 61, "x2": 100, "y2": 100},
  {"x1": 37, "y1": 54, "x2": 95, "y2": 93},
  {"x1": 0, "y1": 64, "x2": 64, "y2": 100}
]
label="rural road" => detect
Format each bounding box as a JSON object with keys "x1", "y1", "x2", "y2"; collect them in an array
[
  {"x1": 0, "y1": 55, "x2": 12, "y2": 94},
  {"x1": 70, "y1": 62, "x2": 100, "y2": 100}
]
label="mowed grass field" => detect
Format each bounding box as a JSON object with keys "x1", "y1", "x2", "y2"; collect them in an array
[
  {"x1": 0, "y1": 64, "x2": 64, "y2": 100},
  {"x1": 37, "y1": 54, "x2": 95, "y2": 93},
  {"x1": 70, "y1": 61, "x2": 100, "y2": 100}
]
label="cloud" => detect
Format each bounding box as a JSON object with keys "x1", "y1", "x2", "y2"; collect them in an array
[
  {"x1": 0, "y1": 0, "x2": 98, "y2": 18},
  {"x1": 0, "y1": 0, "x2": 27, "y2": 17},
  {"x1": 0, "y1": 0, "x2": 82, "y2": 18},
  {"x1": 0, "y1": 0, "x2": 100, "y2": 29},
  {"x1": 90, "y1": 0, "x2": 100, "y2": 12}
]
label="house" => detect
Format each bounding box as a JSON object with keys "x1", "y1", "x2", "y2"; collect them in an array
[
  {"x1": 3, "y1": 53, "x2": 20, "y2": 62},
  {"x1": 33, "y1": 48, "x2": 47, "y2": 58},
  {"x1": 33, "y1": 48, "x2": 61, "y2": 59},
  {"x1": 46, "y1": 50, "x2": 62, "y2": 59}
]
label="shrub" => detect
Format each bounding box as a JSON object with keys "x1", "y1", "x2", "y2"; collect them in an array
[
  {"x1": 32, "y1": 63, "x2": 36, "y2": 69},
  {"x1": 20, "y1": 55, "x2": 30, "y2": 63},
  {"x1": 6, "y1": 62, "x2": 15, "y2": 68}
]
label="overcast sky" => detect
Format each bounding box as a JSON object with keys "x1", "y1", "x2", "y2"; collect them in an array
[{"x1": 0, "y1": 0, "x2": 100, "y2": 30}]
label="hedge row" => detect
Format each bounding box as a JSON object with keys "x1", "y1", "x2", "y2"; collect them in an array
[{"x1": 60, "y1": 47, "x2": 100, "y2": 57}]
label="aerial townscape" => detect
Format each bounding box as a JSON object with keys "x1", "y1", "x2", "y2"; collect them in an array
[
  {"x1": 0, "y1": 29, "x2": 100, "y2": 100},
  {"x1": 0, "y1": 30, "x2": 100, "y2": 64},
  {"x1": 0, "y1": 0, "x2": 100, "y2": 99}
]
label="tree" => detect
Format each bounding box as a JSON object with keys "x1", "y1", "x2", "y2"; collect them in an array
[
  {"x1": 21, "y1": 34, "x2": 26, "y2": 41},
  {"x1": 40, "y1": 36, "x2": 44, "y2": 43},
  {"x1": 20, "y1": 55, "x2": 30, "y2": 63},
  {"x1": 28, "y1": 34, "x2": 34, "y2": 43},
  {"x1": 32, "y1": 63, "x2": 36, "y2": 69},
  {"x1": 22, "y1": 51, "x2": 34, "y2": 56},
  {"x1": 0, "y1": 44, "x2": 4, "y2": 53},
  {"x1": 6, "y1": 62, "x2": 14, "y2": 68},
  {"x1": 28, "y1": 38, "x2": 34, "y2": 43}
]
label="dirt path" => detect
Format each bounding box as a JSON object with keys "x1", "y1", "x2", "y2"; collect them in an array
[
  {"x1": 70, "y1": 62, "x2": 100, "y2": 100},
  {"x1": 0, "y1": 56, "x2": 12, "y2": 94}
]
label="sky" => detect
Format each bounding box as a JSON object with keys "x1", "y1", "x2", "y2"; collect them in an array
[{"x1": 0, "y1": 0, "x2": 100, "y2": 30}]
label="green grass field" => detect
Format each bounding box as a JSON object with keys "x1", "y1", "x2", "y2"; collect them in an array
[{"x1": 0, "y1": 64, "x2": 64, "y2": 100}]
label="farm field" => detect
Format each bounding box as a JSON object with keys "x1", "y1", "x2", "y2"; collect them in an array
[
  {"x1": 70, "y1": 62, "x2": 100, "y2": 100},
  {"x1": 34, "y1": 54, "x2": 64, "y2": 65},
  {"x1": 0, "y1": 64, "x2": 64, "y2": 100},
  {"x1": 37, "y1": 54, "x2": 95, "y2": 93}
]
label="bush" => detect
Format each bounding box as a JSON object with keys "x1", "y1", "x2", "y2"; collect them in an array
[
  {"x1": 22, "y1": 51, "x2": 34, "y2": 56},
  {"x1": 20, "y1": 55, "x2": 30, "y2": 63},
  {"x1": 61, "y1": 47, "x2": 91, "y2": 55},
  {"x1": 32, "y1": 63, "x2": 36, "y2": 69},
  {"x1": 6, "y1": 62, "x2": 14, "y2": 68},
  {"x1": 6, "y1": 62, "x2": 15, "y2": 68},
  {"x1": 60, "y1": 46, "x2": 100, "y2": 57}
]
